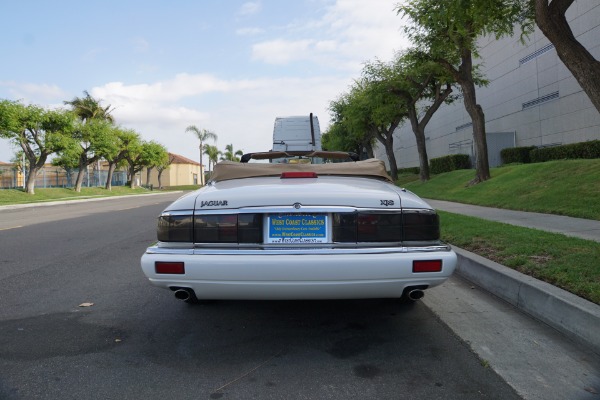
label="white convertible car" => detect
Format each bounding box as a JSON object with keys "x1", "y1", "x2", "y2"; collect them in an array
[{"x1": 140, "y1": 151, "x2": 456, "y2": 303}]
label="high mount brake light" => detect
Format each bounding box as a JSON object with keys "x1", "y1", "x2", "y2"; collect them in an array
[{"x1": 280, "y1": 172, "x2": 318, "y2": 179}]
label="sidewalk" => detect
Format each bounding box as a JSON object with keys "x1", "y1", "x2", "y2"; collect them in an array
[
  {"x1": 425, "y1": 198, "x2": 600, "y2": 355},
  {"x1": 426, "y1": 198, "x2": 600, "y2": 243}
]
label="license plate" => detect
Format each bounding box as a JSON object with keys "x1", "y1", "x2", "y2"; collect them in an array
[{"x1": 267, "y1": 214, "x2": 327, "y2": 244}]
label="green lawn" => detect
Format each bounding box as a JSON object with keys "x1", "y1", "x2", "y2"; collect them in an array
[
  {"x1": 401, "y1": 159, "x2": 600, "y2": 220},
  {"x1": 439, "y1": 211, "x2": 600, "y2": 305},
  {"x1": 0, "y1": 186, "x2": 155, "y2": 205},
  {"x1": 398, "y1": 159, "x2": 600, "y2": 304}
]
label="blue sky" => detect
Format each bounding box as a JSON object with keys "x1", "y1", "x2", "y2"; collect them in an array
[{"x1": 0, "y1": 0, "x2": 409, "y2": 164}]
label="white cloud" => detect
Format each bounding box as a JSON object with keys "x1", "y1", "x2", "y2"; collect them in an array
[
  {"x1": 87, "y1": 74, "x2": 350, "y2": 161},
  {"x1": 252, "y1": 39, "x2": 314, "y2": 65},
  {"x1": 251, "y1": 0, "x2": 409, "y2": 71},
  {"x1": 0, "y1": 81, "x2": 66, "y2": 102},
  {"x1": 236, "y1": 27, "x2": 265, "y2": 36},
  {"x1": 238, "y1": 2, "x2": 262, "y2": 16},
  {"x1": 131, "y1": 37, "x2": 150, "y2": 53}
]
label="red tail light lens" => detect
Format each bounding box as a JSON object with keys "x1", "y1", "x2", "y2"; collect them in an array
[
  {"x1": 157, "y1": 213, "x2": 193, "y2": 242},
  {"x1": 413, "y1": 260, "x2": 442, "y2": 273},
  {"x1": 155, "y1": 261, "x2": 185, "y2": 274},
  {"x1": 403, "y1": 210, "x2": 440, "y2": 241},
  {"x1": 333, "y1": 213, "x2": 402, "y2": 242},
  {"x1": 194, "y1": 214, "x2": 262, "y2": 243},
  {"x1": 194, "y1": 214, "x2": 238, "y2": 243}
]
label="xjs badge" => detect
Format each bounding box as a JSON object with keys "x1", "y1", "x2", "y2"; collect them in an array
[{"x1": 380, "y1": 200, "x2": 394, "y2": 206}]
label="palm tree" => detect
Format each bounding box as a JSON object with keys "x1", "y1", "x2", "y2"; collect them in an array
[
  {"x1": 203, "y1": 144, "x2": 220, "y2": 173},
  {"x1": 220, "y1": 144, "x2": 244, "y2": 162},
  {"x1": 185, "y1": 125, "x2": 217, "y2": 185},
  {"x1": 64, "y1": 90, "x2": 114, "y2": 123}
]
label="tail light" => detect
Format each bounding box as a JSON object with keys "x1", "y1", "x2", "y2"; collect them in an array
[
  {"x1": 333, "y1": 210, "x2": 439, "y2": 243},
  {"x1": 194, "y1": 213, "x2": 262, "y2": 243},
  {"x1": 157, "y1": 213, "x2": 193, "y2": 242},
  {"x1": 155, "y1": 261, "x2": 185, "y2": 274},
  {"x1": 333, "y1": 213, "x2": 402, "y2": 242},
  {"x1": 158, "y1": 212, "x2": 262, "y2": 244},
  {"x1": 413, "y1": 260, "x2": 442, "y2": 273},
  {"x1": 403, "y1": 210, "x2": 440, "y2": 241}
]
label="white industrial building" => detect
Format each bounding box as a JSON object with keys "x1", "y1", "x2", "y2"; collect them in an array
[{"x1": 379, "y1": 2, "x2": 600, "y2": 169}]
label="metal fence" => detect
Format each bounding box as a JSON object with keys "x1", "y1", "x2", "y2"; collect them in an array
[{"x1": 0, "y1": 168, "x2": 128, "y2": 189}]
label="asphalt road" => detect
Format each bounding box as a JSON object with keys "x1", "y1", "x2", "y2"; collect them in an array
[{"x1": 0, "y1": 194, "x2": 521, "y2": 400}]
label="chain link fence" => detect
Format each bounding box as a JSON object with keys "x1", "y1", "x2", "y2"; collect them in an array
[{"x1": 0, "y1": 168, "x2": 127, "y2": 189}]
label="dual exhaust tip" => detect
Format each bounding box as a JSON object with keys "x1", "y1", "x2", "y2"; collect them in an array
[
  {"x1": 173, "y1": 287, "x2": 425, "y2": 302},
  {"x1": 174, "y1": 288, "x2": 196, "y2": 302}
]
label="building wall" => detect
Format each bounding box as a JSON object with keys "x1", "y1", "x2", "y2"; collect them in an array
[
  {"x1": 143, "y1": 163, "x2": 202, "y2": 188},
  {"x1": 378, "y1": 1, "x2": 600, "y2": 169}
]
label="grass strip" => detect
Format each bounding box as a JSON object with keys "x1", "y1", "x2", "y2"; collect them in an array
[
  {"x1": 0, "y1": 187, "x2": 154, "y2": 205},
  {"x1": 439, "y1": 211, "x2": 600, "y2": 305},
  {"x1": 402, "y1": 159, "x2": 600, "y2": 220}
]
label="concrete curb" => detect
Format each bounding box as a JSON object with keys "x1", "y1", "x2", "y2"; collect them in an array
[{"x1": 453, "y1": 246, "x2": 600, "y2": 355}]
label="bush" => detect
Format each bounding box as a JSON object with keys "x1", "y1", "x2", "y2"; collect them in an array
[
  {"x1": 397, "y1": 167, "x2": 420, "y2": 175},
  {"x1": 430, "y1": 154, "x2": 471, "y2": 174},
  {"x1": 501, "y1": 146, "x2": 536, "y2": 164},
  {"x1": 530, "y1": 140, "x2": 600, "y2": 163}
]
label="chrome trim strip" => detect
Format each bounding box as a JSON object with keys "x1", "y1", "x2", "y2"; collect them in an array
[
  {"x1": 162, "y1": 207, "x2": 436, "y2": 216},
  {"x1": 145, "y1": 244, "x2": 451, "y2": 255}
]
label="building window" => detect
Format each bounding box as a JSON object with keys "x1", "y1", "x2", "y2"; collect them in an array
[
  {"x1": 522, "y1": 91, "x2": 559, "y2": 109},
  {"x1": 519, "y1": 43, "x2": 555, "y2": 65}
]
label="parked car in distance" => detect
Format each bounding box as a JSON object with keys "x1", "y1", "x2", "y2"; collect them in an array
[{"x1": 140, "y1": 151, "x2": 457, "y2": 303}]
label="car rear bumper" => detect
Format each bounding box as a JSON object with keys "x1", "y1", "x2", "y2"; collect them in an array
[{"x1": 140, "y1": 246, "x2": 457, "y2": 300}]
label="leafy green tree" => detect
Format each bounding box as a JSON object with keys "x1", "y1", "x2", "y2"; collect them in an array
[
  {"x1": 398, "y1": 0, "x2": 532, "y2": 183},
  {"x1": 0, "y1": 100, "x2": 74, "y2": 194},
  {"x1": 156, "y1": 153, "x2": 176, "y2": 189},
  {"x1": 325, "y1": 94, "x2": 376, "y2": 158},
  {"x1": 100, "y1": 127, "x2": 140, "y2": 190},
  {"x1": 63, "y1": 91, "x2": 117, "y2": 192},
  {"x1": 141, "y1": 141, "x2": 169, "y2": 187},
  {"x1": 58, "y1": 118, "x2": 114, "y2": 192},
  {"x1": 64, "y1": 90, "x2": 115, "y2": 123},
  {"x1": 364, "y1": 50, "x2": 456, "y2": 181},
  {"x1": 336, "y1": 79, "x2": 406, "y2": 180},
  {"x1": 532, "y1": 0, "x2": 600, "y2": 113},
  {"x1": 219, "y1": 144, "x2": 243, "y2": 162},
  {"x1": 185, "y1": 125, "x2": 217, "y2": 185},
  {"x1": 203, "y1": 144, "x2": 220, "y2": 173},
  {"x1": 123, "y1": 140, "x2": 167, "y2": 189}
]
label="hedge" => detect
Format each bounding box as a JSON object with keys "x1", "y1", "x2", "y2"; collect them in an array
[
  {"x1": 430, "y1": 154, "x2": 471, "y2": 174},
  {"x1": 530, "y1": 140, "x2": 600, "y2": 163},
  {"x1": 397, "y1": 167, "x2": 420, "y2": 175},
  {"x1": 501, "y1": 146, "x2": 536, "y2": 164}
]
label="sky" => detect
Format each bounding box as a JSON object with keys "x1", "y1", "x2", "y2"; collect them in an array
[{"x1": 0, "y1": 0, "x2": 410, "y2": 164}]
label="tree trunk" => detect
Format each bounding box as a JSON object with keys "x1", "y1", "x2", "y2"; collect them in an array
[
  {"x1": 146, "y1": 167, "x2": 153, "y2": 188},
  {"x1": 407, "y1": 105, "x2": 430, "y2": 182},
  {"x1": 363, "y1": 141, "x2": 374, "y2": 159},
  {"x1": 459, "y1": 52, "x2": 490, "y2": 184},
  {"x1": 105, "y1": 163, "x2": 116, "y2": 190},
  {"x1": 199, "y1": 142, "x2": 204, "y2": 186},
  {"x1": 415, "y1": 126, "x2": 430, "y2": 182},
  {"x1": 25, "y1": 166, "x2": 39, "y2": 194},
  {"x1": 157, "y1": 170, "x2": 164, "y2": 189},
  {"x1": 535, "y1": 0, "x2": 600, "y2": 113},
  {"x1": 373, "y1": 122, "x2": 400, "y2": 181},
  {"x1": 129, "y1": 165, "x2": 137, "y2": 189}
]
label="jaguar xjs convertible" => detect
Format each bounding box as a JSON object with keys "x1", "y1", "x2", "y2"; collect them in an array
[{"x1": 140, "y1": 151, "x2": 456, "y2": 303}]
